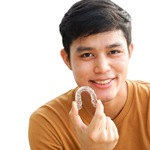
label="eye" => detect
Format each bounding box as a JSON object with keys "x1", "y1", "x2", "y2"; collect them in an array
[
  {"x1": 109, "y1": 50, "x2": 120, "y2": 55},
  {"x1": 81, "y1": 53, "x2": 94, "y2": 58}
]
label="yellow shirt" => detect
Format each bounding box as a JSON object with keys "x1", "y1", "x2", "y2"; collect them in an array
[{"x1": 28, "y1": 80, "x2": 150, "y2": 150}]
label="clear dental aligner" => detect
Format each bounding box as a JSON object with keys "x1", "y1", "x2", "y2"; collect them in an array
[{"x1": 75, "y1": 86, "x2": 97, "y2": 110}]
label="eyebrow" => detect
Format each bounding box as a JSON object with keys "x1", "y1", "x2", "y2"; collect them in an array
[
  {"x1": 76, "y1": 46, "x2": 94, "y2": 52},
  {"x1": 106, "y1": 42, "x2": 122, "y2": 48},
  {"x1": 76, "y1": 42, "x2": 122, "y2": 52}
]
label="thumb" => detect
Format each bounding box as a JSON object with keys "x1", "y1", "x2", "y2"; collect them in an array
[
  {"x1": 69, "y1": 101, "x2": 86, "y2": 130},
  {"x1": 95, "y1": 100, "x2": 105, "y2": 115}
]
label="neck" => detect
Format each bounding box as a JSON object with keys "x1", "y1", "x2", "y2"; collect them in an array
[{"x1": 103, "y1": 82, "x2": 128, "y2": 119}]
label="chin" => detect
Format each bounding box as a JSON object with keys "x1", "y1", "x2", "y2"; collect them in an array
[
  {"x1": 101, "y1": 99, "x2": 113, "y2": 104},
  {"x1": 98, "y1": 95, "x2": 115, "y2": 103}
]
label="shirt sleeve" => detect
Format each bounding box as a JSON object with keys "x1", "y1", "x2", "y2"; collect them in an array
[{"x1": 28, "y1": 111, "x2": 63, "y2": 150}]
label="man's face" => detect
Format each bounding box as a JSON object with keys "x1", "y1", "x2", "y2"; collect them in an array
[{"x1": 61, "y1": 30, "x2": 133, "y2": 102}]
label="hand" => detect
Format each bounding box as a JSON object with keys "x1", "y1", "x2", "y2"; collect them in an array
[{"x1": 69, "y1": 100, "x2": 119, "y2": 150}]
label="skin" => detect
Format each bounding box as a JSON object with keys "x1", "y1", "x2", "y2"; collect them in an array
[{"x1": 61, "y1": 30, "x2": 133, "y2": 150}]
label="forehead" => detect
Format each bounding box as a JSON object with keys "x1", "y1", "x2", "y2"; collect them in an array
[{"x1": 70, "y1": 30, "x2": 127, "y2": 49}]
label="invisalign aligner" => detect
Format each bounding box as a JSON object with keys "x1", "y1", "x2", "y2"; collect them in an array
[{"x1": 75, "y1": 86, "x2": 97, "y2": 110}]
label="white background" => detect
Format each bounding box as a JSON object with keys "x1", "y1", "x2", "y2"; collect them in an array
[{"x1": 0, "y1": 0, "x2": 150, "y2": 149}]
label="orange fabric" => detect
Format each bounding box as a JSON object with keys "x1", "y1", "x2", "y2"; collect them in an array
[
  {"x1": 28, "y1": 80, "x2": 150, "y2": 150},
  {"x1": 114, "y1": 80, "x2": 150, "y2": 150}
]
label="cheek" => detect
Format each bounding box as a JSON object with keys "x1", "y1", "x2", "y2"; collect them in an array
[
  {"x1": 71, "y1": 61, "x2": 92, "y2": 79},
  {"x1": 114, "y1": 57, "x2": 129, "y2": 75},
  {"x1": 73, "y1": 63, "x2": 90, "y2": 75}
]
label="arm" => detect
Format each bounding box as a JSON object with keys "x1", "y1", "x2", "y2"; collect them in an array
[
  {"x1": 69, "y1": 100, "x2": 119, "y2": 150},
  {"x1": 28, "y1": 112, "x2": 63, "y2": 150}
]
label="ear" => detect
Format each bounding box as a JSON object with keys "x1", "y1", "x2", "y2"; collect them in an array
[
  {"x1": 128, "y1": 43, "x2": 134, "y2": 58},
  {"x1": 60, "y1": 49, "x2": 72, "y2": 70}
]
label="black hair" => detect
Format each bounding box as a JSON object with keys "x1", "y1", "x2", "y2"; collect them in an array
[{"x1": 59, "y1": 0, "x2": 131, "y2": 58}]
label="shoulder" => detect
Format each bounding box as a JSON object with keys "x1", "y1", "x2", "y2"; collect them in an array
[
  {"x1": 126, "y1": 79, "x2": 150, "y2": 93},
  {"x1": 29, "y1": 87, "x2": 78, "y2": 121},
  {"x1": 126, "y1": 79, "x2": 150, "y2": 104},
  {"x1": 28, "y1": 87, "x2": 80, "y2": 149}
]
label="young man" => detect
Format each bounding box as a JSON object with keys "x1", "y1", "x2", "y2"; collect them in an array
[{"x1": 28, "y1": 0, "x2": 150, "y2": 149}]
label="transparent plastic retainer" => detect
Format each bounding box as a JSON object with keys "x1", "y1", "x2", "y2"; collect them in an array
[{"x1": 75, "y1": 86, "x2": 97, "y2": 110}]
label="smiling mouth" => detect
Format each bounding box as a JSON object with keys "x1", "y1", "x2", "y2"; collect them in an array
[{"x1": 92, "y1": 79, "x2": 112, "y2": 85}]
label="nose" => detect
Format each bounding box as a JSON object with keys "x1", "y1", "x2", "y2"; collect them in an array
[{"x1": 94, "y1": 55, "x2": 111, "y2": 74}]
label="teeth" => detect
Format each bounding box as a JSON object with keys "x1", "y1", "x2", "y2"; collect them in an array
[{"x1": 95, "y1": 79, "x2": 111, "y2": 85}]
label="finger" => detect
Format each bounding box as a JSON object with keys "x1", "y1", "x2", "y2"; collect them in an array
[
  {"x1": 106, "y1": 117, "x2": 119, "y2": 140},
  {"x1": 88, "y1": 100, "x2": 106, "y2": 131},
  {"x1": 106, "y1": 117, "x2": 114, "y2": 138},
  {"x1": 111, "y1": 120, "x2": 119, "y2": 139},
  {"x1": 69, "y1": 101, "x2": 86, "y2": 130}
]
